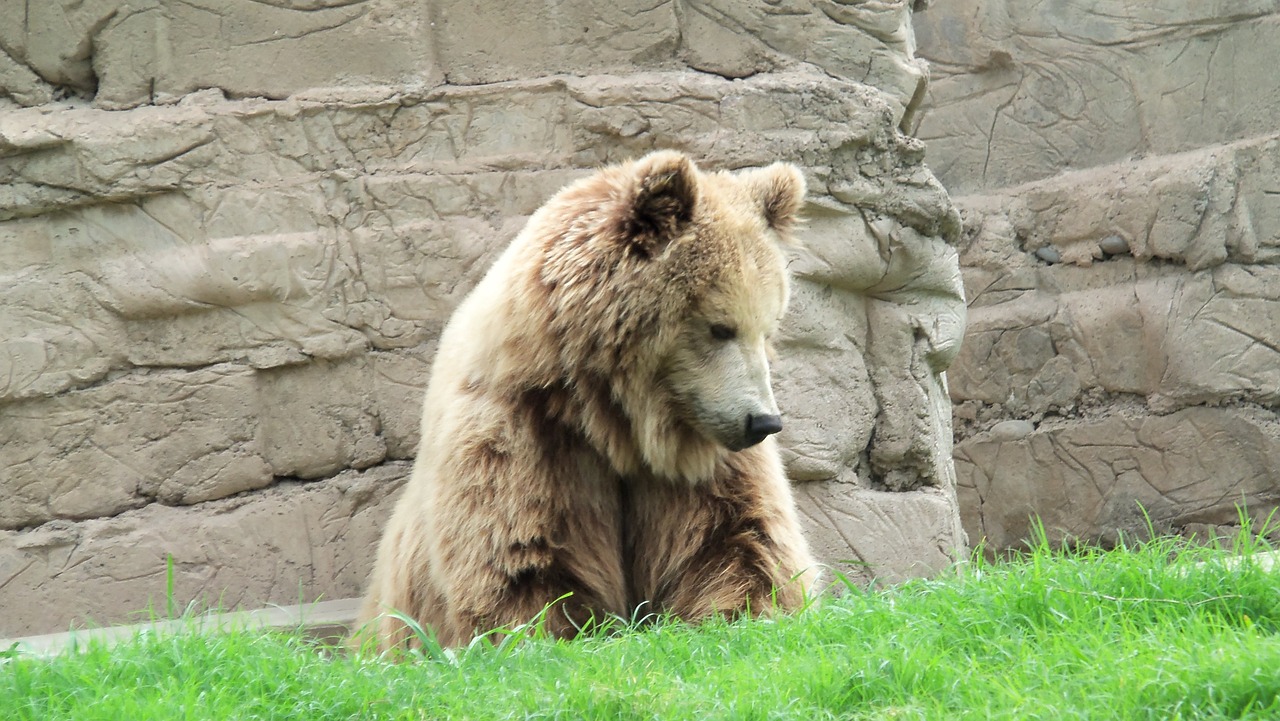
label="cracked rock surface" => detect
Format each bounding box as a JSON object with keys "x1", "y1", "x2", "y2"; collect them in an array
[
  {"x1": 918, "y1": 1, "x2": 1280, "y2": 551},
  {"x1": 0, "y1": 2, "x2": 967, "y2": 636}
]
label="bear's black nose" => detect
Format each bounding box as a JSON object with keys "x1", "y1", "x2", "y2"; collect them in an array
[{"x1": 744, "y1": 413, "x2": 783, "y2": 446}]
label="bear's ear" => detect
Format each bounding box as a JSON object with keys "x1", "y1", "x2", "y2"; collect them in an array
[
  {"x1": 746, "y1": 163, "x2": 806, "y2": 234},
  {"x1": 622, "y1": 150, "x2": 698, "y2": 258}
]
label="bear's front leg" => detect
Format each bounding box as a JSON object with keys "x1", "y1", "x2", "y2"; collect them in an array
[
  {"x1": 429, "y1": 444, "x2": 630, "y2": 646},
  {"x1": 625, "y1": 441, "x2": 819, "y2": 621}
]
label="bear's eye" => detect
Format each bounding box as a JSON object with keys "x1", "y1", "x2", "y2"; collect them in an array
[{"x1": 709, "y1": 323, "x2": 737, "y2": 341}]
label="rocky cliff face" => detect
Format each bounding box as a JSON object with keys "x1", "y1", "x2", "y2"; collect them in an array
[
  {"x1": 916, "y1": 2, "x2": 1280, "y2": 550},
  {"x1": 0, "y1": 1, "x2": 966, "y2": 636}
]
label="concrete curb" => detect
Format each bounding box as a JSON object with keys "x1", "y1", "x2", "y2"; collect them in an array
[{"x1": 1, "y1": 598, "x2": 361, "y2": 659}]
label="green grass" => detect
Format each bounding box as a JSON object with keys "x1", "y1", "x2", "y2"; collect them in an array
[{"x1": 4, "y1": 529, "x2": 1279, "y2": 721}]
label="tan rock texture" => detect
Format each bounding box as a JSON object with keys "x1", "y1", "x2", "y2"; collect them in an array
[
  {"x1": 0, "y1": 3, "x2": 966, "y2": 636},
  {"x1": 917, "y1": 2, "x2": 1280, "y2": 550}
]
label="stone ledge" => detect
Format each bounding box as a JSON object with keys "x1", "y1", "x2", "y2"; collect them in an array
[
  {"x1": 915, "y1": 4, "x2": 1280, "y2": 192},
  {"x1": 1, "y1": 598, "x2": 361, "y2": 659},
  {"x1": 955, "y1": 133, "x2": 1280, "y2": 272},
  {"x1": 0, "y1": 358, "x2": 425, "y2": 530},
  {"x1": 796, "y1": 482, "x2": 966, "y2": 584},
  {"x1": 955, "y1": 406, "x2": 1280, "y2": 551},
  {"x1": 0, "y1": 69, "x2": 946, "y2": 230},
  {"x1": 950, "y1": 265, "x2": 1280, "y2": 414},
  {"x1": 4, "y1": 0, "x2": 925, "y2": 115},
  {"x1": 0, "y1": 463, "x2": 408, "y2": 638}
]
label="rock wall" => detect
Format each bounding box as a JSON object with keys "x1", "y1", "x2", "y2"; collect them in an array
[
  {"x1": 0, "y1": 1, "x2": 966, "y2": 636},
  {"x1": 915, "y1": 2, "x2": 1280, "y2": 550}
]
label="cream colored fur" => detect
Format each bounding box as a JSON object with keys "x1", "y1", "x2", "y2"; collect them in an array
[{"x1": 357, "y1": 151, "x2": 818, "y2": 650}]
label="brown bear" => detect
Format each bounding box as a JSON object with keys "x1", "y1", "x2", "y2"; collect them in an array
[{"x1": 357, "y1": 150, "x2": 818, "y2": 650}]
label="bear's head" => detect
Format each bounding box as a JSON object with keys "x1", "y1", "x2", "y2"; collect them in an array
[{"x1": 531, "y1": 151, "x2": 805, "y2": 482}]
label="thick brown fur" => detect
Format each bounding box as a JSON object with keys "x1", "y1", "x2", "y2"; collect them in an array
[{"x1": 356, "y1": 151, "x2": 818, "y2": 650}]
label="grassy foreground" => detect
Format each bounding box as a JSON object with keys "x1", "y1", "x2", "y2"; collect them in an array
[{"x1": 3, "y1": 532, "x2": 1279, "y2": 720}]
